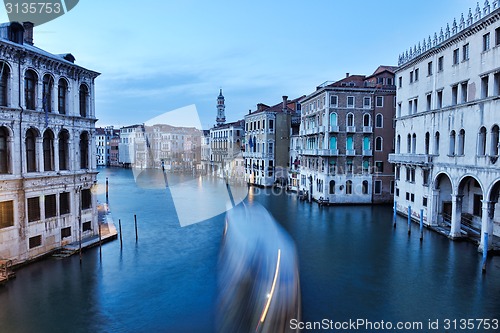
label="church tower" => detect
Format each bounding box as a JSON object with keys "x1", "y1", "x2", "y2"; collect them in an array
[{"x1": 216, "y1": 89, "x2": 226, "y2": 126}]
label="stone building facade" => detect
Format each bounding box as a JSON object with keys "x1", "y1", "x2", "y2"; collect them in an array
[
  {"x1": 0, "y1": 22, "x2": 100, "y2": 264},
  {"x1": 390, "y1": 1, "x2": 500, "y2": 251},
  {"x1": 299, "y1": 67, "x2": 396, "y2": 203}
]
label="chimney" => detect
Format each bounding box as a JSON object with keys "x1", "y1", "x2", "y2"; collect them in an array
[
  {"x1": 346, "y1": 73, "x2": 350, "y2": 78},
  {"x1": 23, "y1": 22, "x2": 34, "y2": 45},
  {"x1": 248, "y1": 109, "x2": 251, "y2": 114},
  {"x1": 282, "y1": 96, "x2": 288, "y2": 112}
]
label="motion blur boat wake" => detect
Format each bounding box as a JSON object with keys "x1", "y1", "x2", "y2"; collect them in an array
[{"x1": 216, "y1": 202, "x2": 301, "y2": 333}]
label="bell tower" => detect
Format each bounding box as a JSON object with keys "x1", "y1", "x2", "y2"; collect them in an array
[{"x1": 216, "y1": 88, "x2": 226, "y2": 126}]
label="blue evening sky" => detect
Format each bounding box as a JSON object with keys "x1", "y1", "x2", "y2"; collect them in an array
[{"x1": 1, "y1": 0, "x2": 477, "y2": 129}]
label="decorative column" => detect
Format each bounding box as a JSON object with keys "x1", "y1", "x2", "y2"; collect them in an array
[
  {"x1": 428, "y1": 189, "x2": 440, "y2": 226},
  {"x1": 54, "y1": 137, "x2": 59, "y2": 172},
  {"x1": 449, "y1": 193, "x2": 463, "y2": 239},
  {"x1": 479, "y1": 200, "x2": 494, "y2": 252},
  {"x1": 36, "y1": 137, "x2": 43, "y2": 172}
]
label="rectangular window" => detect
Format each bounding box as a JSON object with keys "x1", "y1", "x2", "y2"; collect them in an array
[
  {"x1": 423, "y1": 169, "x2": 430, "y2": 186},
  {"x1": 387, "y1": 77, "x2": 393, "y2": 85},
  {"x1": 426, "y1": 93, "x2": 432, "y2": 111},
  {"x1": 29, "y1": 235, "x2": 42, "y2": 249},
  {"x1": 481, "y1": 76, "x2": 489, "y2": 98},
  {"x1": 395, "y1": 166, "x2": 400, "y2": 180},
  {"x1": 398, "y1": 76, "x2": 402, "y2": 88},
  {"x1": 330, "y1": 95, "x2": 338, "y2": 107},
  {"x1": 410, "y1": 71, "x2": 413, "y2": 83},
  {"x1": 363, "y1": 97, "x2": 371, "y2": 108},
  {"x1": 423, "y1": 197, "x2": 428, "y2": 207},
  {"x1": 27, "y1": 197, "x2": 40, "y2": 222},
  {"x1": 374, "y1": 180, "x2": 382, "y2": 194},
  {"x1": 397, "y1": 102, "x2": 402, "y2": 117},
  {"x1": 61, "y1": 227, "x2": 71, "y2": 239},
  {"x1": 462, "y1": 43, "x2": 469, "y2": 61},
  {"x1": 44, "y1": 194, "x2": 57, "y2": 218},
  {"x1": 408, "y1": 100, "x2": 413, "y2": 115},
  {"x1": 413, "y1": 98, "x2": 418, "y2": 114},
  {"x1": 437, "y1": 90, "x2": 443, "y2": 108},
  {"x1": 483, "y1": 33, "x2": 490, "y2": 51},
  {"x1": 427, "y1": 61, "x2": 433, "y2": 75},
  {"x1": 438, "y1": 56, "x2": 444, "y2": 72},
  {"x1": 269, "y1": 120, "x2": 274, "y2": 131},
  {"x1": 415, "y1": 68, "x2": 419, "y2": 81},
  {"x1": 81, "y1": 189, "x2": 92, "y2": 210},
  {"x1": 347, "y1": 96, "x2": 354, "y2": 108},
  {"x1": 60, "y1": 192, "x2": 70, "y2": 215},
  {"x1": 346, "y1": 159, "x2": 353, "y2": 173},
  {"x1": 83, "y1": 221, "x2": 92, "y2": 232},
  {"x1": 396, "y1": 188, "x2": 400, "y2": 197},
  {"x1": 452, "y1": 85, "x2": 458, "y2": 105},
  {"x1": 453, "y1": 48, "x2": 459, "y2": 65},
  {"x1": 410, "y1": 193, "x2": 415, "y2": 202},
  {"x1": 495, "y1": 72, "x2": 500, "y2": 96},
  {"x1": 411, "y1": 168, "x2": 416, "y2": 183},
  {"x1": 406, "y1": 192, "x2": 410, "y2": 200},
  {"x1": 496, "y1": 27, "x2": 500, "y2": 46},
  {"x1": 375, "y1": 161, "x2": 383, "y2": 173},
  {"x1": 376, "y1": 96, "x2": 383, "y2": 107},
  {"x1": 268, "y1": 142, "x2": 273, "y2": 155},
  {"x1": 0, "y1": 200, "x2": 14, "y2": 229},
  {"x1": 461, "y1": 82, "x2": 468, "y2": 103}
]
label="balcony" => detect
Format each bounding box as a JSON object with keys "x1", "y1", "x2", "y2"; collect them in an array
[
  {"x1": 329, "y1": 125, "x2": 339, "y2": 132},
  {"x1": 362, "y1": 149, "x2": 372, "y2": 156},
  {"x1": 317, "y1": 125, "x2": 326, "y2": 133},
  {"x1": 318, "y1": 149, "x2": 339, "y2": 156},
  {"x1": 299, "y1": 129, "x2": 306, "y2": 136},
  {"x1": 305, "y1": 128, "x2": 317, "y2": 135},
  {"x1": 346, "y1": 149, "x2": 356, "y2": 156},
  {"x1": 362, "y1": 126, "x2": 373, "y2": 133},
  {"x1": 388, "y1": 153, "x2": 433, "y2": 166},
  {"x1": 346, "y1": 126, "x2": 356, "y2": 133},
  {"x1": 301, "y1": 149, "x2": 318, "y2": 155}
]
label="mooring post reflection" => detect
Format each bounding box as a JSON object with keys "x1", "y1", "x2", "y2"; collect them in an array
[{"x1": 216, "y1": 202, "x2": 301, "y2": 333}]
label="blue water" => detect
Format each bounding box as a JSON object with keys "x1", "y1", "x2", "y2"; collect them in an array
[{"x1": 0, "y1": 167, "x2": 499, "y2": 333}]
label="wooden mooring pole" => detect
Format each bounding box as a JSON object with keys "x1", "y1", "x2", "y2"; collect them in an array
[
  {"x1": 119, "y1": 219, "x2": 123, "y2": 247},
  {"x1": 106, "y1": 177, "x2": 109, "y2": 202},
  {"x1": 393, "y1": 200, "x2": 397, "y2": 228},
  {"x1": 407, "y1": 206, "x2": 412, "y2": 235},
  {"x1": 482, "y1": 233, "x2": 488, "y2": 273},
  {"x1": 134, "y1": 214, "x2": 138, "y2": 242},
  {"x1": 420, "y1": 209, "x2": 424, "y2": 241}
]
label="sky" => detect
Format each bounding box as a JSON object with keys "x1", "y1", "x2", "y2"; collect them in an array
[{"x1": 1, "y1": 0, "x2": 478, "y2": 129}]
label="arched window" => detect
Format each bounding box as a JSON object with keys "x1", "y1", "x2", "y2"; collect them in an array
[
  {"x1": 363, "y1": 114, "x2": 370, "y2": 126},
  {"x1": 329, "y1": 180, "x2": 335, "y2": 194},
  {"x1": 449, "y1": 130, "x2": 456, "y2": 156},
  {"x1": 59, "y1": 130, "x2": 69, "y2": 170},
  {"x1": 329, "y1": 136, "x2": 337, "y2": 150},
  {"x1": 43, "y1": 130, "x2": 54, "y2": 171},
  {"x1": 375, "y1": 137, "x2": 383, "y2": 151},
  {"x1": 425, "y1": 132, "x2": 430, "y2": 155},
  {"x1": 346, "y1": 180, "x2": 352, "y2": 194},
  {"x1": 407, "y1": 134, "x2": 411, "y2": 153},
  {"x1": 58, "y1": 78, "x2": 67, "y2": 115},
  {"x1": 80, "y1": 132, "x2": 89, "y2": 169},
  {"x1": 434, "y1": 131, "x2": 440, "y2": 155},
  {"x1": 79, "y1": 84, "x2": 88, "y2": 117},
  {"x1": 0, "y1": 62, "x2": 10, "y2": 106},
  {"x1": 42, "y1": 74, "x2": 53, "y2": 113},
  {"x1": 346, "y1": 113, "x2": 354, "y2": 127},
  {"x1": 363, "y1": 136, "x2": 370, "y2": 150},
  {"x1": 346, "y1": 135, "x2": 353, "y2": 150},
  {"x1": 396, "y1": 135, "x2": 401, "y2": 154},
  {"x1": 412, "y1": 134, "x2": 417, "y2": 154},
  {"x1": 457, "y1": 129, "x2": 465, "y2": 155},
  {"x1": 478, "y1": 127, "x2": 486, "y2": 156},
  {"x1": 0, "y1": 126, "x2": 10, "y2": 174},
  {"x1": 26, "y1": 129, "x2": 37, "y2": 172},
  {"x1": 362, "y1": 180, "x2": 368, "y2": 194},
  {"x1": 329, "y1": 112, "x2": 337, "y2": 126},
  {"x1": 491, "y1": 125, "x2": 499, "y2": 156},
  {"x1": 375, "y1": 114, "x2": 383, "y2": 128},
  {"x1": 25, "y1": 70, "x2": 37, "y2": 110}
]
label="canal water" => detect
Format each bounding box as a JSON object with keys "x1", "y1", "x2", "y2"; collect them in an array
[{"x1": 0, "y1": 167, "x2": 499, "y2": 333}]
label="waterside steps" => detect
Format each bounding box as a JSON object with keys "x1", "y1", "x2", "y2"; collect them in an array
[
  {"x1": 0, "y1": 259, "x2": 15, "y2": 285},
  {"x1": 51, "y1": 203, "x2": 118, "y2": 259}
]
